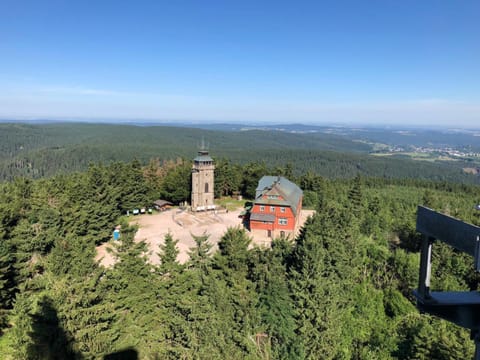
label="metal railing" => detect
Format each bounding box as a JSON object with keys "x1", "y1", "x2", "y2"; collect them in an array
[{"x1": 414, "y1": 206, "x2": 480, "y2": 359}]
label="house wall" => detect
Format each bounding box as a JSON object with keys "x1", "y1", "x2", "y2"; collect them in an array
[
  {"x1": 250, "y1": 224, "x2": 295, "y2": 239},
  {"x1": 250, "y1": 204, "x2": 296, "y2": 231},
  {"x1": 250, "y1": 220, "x2": 274, "y2": 231}
]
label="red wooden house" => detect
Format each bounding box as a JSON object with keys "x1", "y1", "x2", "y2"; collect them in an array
[{"x1": 249, "y1": 176, "x2": 303, "y2": 238}]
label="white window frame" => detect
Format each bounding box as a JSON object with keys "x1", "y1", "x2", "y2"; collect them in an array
[
  {"x1": 270, "y1": 206, "x2": 275, "y2": 212},
  {"x1": 260, "y1": 205, "x2": 265, "y2": 212},
  {"x1": 278, "y1": 218, "x2": 288, "y2": 225},
  {"x1": 280, "y1": 207, "x2": 286, "y2": 213}
]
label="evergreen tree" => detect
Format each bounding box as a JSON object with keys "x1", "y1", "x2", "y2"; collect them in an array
[
  {"x1": 0, "y1": 238, "x2": 16, "y2": 331},
  {"x1": 421, "y1": 189, "x2": 437, "y2": 209},
  {"x1": 62, "y1": 166, "x2": 118, "y2": 245},
  {"x1": 108, "y1": 160, "x2": 151, "y2": 212},
  {"x1": 215, "y1": 227, "x2": 251, "y2": 276},
  {"x1": 214, "y1": 159, "x2": 242, "y2": 197},
  {"x1": 8, "y1": 291, "x2": 36, "y2": 359},
  {"x1": 47, "y1": 234, "x2": 96, "y2": 278},
  {"x1": 360, "y1": 195, "x2": 383, "y2": 237},
  {"x1": 250, "y1": 239, "x2": 301, "y2": 359},
  {"x1": 10, "y1": 218, "x2": 41, "y2": 285},
  {"x1": 160, "y1": 160, "x2": 192, "y2": 204},
  {"x1": 103, "y1": 227, "x2": 167, "y2": 356},
  {"x1": 26, "y1": 295, "x2": 73, "y2": 359},
  {"x1": 188, "y1": 233, "x2": 213, "y2": 273},
  {"x1": 348, "y1": 173, "x2": 364, "y2": 219},
  {"x1": 158, "y1": 232, "x2": 180, "y2": 275},
  {"x1": 241, "y1": 162, "x2": 268, "y2": 199},
  {"x1": 55, "y1": 274, "x2": 118, "y2": 358},
  {"x1": 289, "y1": 208, "x2": 355, "y2": 359}
]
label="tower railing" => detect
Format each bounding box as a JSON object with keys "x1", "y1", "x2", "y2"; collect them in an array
[{"x1": 414, "y1": 206, "x2": 480, "y2": 359}]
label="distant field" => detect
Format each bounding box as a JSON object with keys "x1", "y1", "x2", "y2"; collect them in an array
[
  {"x1": 372, "y1": 152, "x2": 437, "y2": 161},
  {"x1": 373, "y1": 151, "x2": 474, "y2": 163}
]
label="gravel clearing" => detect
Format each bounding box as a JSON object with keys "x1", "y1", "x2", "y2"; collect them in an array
[{"x1": 96, "y1": 207, "x2": 314, "y2": 267}]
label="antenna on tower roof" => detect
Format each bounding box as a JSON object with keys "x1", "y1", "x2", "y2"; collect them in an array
[
  {"x1": 199, "y1": 137, "x2": 209, "y2": 150},
  {"x1": 198, "y1": 137, "x2": 210, "y2": 155}
]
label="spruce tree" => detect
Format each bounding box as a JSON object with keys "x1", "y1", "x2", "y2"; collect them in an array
[
  {"x1": 188, "y1": 233, "x2": 213, "y2": 273},
  {"x1": 104, "y1": 227, "x2": 166, "y2": 356},
  {"x1": 348, "y1": 173, "x2": 363, "y2": 219},
  {"x1": 214, "y1": 228, "x2": 262, "y2": 356},
  {"x1": 289, "y1": 208, "x2": 354, "y2": 359},
  {"x1": 55, "y1": 273, "x2": 118, "y2": 358},
  {"x1": 26, "y1": 295, "x2": 73, "y2": 359},
  {"x1": 47, "y1": 234, "x2": 96, "y2": 278},
  {"x1": 158, "y1": 232, "x2": 180, "y2": 275},
  {"x1": 215, "y1": 227, "x2": 251, "y2": 276},
  {"x1": 0, "y1": 238, "x2": 16, "y2": 331},
  {"x1": 251, "y1": 239, "x2": 301, "y2": 359}
]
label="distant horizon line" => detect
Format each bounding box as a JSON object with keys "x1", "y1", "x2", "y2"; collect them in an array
[{"x1": 1, "y1": 118, "x2": 479, "y2": 131}]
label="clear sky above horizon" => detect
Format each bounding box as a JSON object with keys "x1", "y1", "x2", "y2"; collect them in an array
[{"x1": 0, "y1": 0, "x2": 479, "y2": 127}]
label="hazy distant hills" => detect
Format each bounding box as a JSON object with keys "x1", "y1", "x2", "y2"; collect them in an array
[
  {"x1": 0, "y1": 122, "x2": 371, "y2": 161},
  {"x1": 0, "y1": 122, "x2": 478, "y2": 183},
  {"x1": 2, "y1": 120, "x2": 480, "y2": 150},
  {"x1": 188, "y1": 122, "x2": 480, "y2": 151}
]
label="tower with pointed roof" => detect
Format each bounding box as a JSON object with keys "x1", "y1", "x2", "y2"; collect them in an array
[{"x1": 191, "y1": 146, "x2": 215, "y2": 211}]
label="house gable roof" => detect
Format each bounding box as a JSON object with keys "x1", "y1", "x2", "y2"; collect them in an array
[{"x1": 254, "y1": 176, "x2": 303, "y2": 215}]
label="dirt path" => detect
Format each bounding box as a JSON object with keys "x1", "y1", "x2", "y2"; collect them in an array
[{"x1": 96, "y1": 208, "x2": 315, "y2": 267}]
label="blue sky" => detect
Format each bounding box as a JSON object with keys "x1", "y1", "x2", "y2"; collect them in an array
[{"x1": 0, "y1": 0, "x2": 479, "y2": 126}]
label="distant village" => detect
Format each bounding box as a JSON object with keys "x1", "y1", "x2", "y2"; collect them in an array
[{"x1": 375, "y1": 145, "x2": 480, "y2": 159}]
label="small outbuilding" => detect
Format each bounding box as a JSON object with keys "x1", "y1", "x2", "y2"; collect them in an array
[{"x1": 153, "y1": 200, "x2": 173, "y2": 211}]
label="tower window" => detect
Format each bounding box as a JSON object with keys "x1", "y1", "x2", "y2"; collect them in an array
[{"x1": 205, "y1": 183, "x2": 209, "y2": 193}]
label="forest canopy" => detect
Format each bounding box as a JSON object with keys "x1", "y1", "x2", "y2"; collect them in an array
[
  {"x1": 0, "y1": 123, "x2": 479, "y2": 359},
  {"x1": 0, "y1": 123, "x2": 478, "y2": 185}
]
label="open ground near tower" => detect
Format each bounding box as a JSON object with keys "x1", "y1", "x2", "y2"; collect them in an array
[{"x1": 96, "y1": 206, "x2": 314, "y2": 267}]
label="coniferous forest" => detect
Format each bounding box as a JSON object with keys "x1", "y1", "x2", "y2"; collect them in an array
[
  {"x1": 1, "y1": 123, "x2": 478, "y2": 185},
  {"x1": 0, "y1": 124, "x2": 480, "y2": 359}
]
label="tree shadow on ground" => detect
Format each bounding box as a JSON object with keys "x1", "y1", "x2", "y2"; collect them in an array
[
  {"x1": 28, "y1": 295, "x2": 82, "y2": 359},
  {"x1": 27, "y1": 295, "x2": 143, "y2": 360},
  {"x1": 104, "y1": 348, "x2": 138, "y2": 360}
]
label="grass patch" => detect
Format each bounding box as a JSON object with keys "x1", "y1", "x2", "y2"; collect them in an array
[
  {"x1": 371, "y1": 153, "x2": 394, "y2": 157},
  {"x1": 372, "y1": 152, "x2": 461, "y2": 162},
  {"x1": 215, "y1": 197, "x2": 251, "y2": 211}
]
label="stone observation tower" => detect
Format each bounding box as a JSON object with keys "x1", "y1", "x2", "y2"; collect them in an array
[{"x1": 191, "y1": 145, "x2": 215, "y2": 211}]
